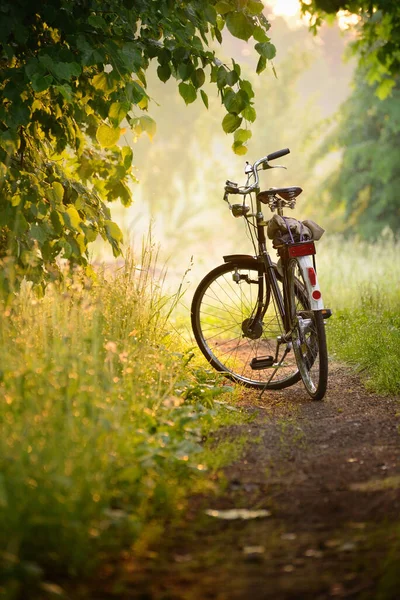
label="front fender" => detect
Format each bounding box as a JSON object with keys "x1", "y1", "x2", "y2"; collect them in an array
[{"x1": 223, "y1": 254, "x2": 257, "y2": 263}]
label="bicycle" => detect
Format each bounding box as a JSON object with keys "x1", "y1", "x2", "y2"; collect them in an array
[{"x1": 190, "y1": 148, "x2": 331, "y2": 401}]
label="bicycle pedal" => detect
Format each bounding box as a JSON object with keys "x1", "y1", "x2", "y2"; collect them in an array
[
  {"x1": 321, "y1": 308, "x2": 332, "y2": 320},
  {"x1": 250, "y1": 356, "x2": 274, "y2": 370}
]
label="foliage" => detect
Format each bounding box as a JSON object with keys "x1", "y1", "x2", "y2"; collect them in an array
[
  {"x1": 299, "y1": 1, "x2": 400, "y2": 98},
  {"x1": 312, "y1": 70, "x2": 400, "y2": 238},
  {"x1": 0, "y1": 243, "x2": 237, "y2": 596},
  {"x1": 0, "y1": 0, "x2": 274, "y2": 292}
]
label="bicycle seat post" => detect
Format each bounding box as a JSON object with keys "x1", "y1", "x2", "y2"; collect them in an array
[{"x1": 276, "y1": 198, "x2": 284, "y2": 217}]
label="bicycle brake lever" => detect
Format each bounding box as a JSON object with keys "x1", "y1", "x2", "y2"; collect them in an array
[{"x1": 262, "y1": 163, "x2": 287, "y2": 170}]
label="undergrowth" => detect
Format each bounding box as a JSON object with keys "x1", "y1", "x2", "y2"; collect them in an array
[{"x1": 0, "y1": 245, "x2": 246, "y2": 599}]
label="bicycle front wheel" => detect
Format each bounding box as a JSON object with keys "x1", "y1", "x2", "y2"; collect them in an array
[
  {"x1": 191, "y1": 258, "x2": 306, "y2": 390},
  {"x1": 287, "y1": 258, "x2": 328, "y2": 401}
]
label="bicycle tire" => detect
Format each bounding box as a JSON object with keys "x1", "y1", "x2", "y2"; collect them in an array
[
  {"x1": 287, "y1": 258, "x2": 328, "y2": 400},
  {"x1": 191, "y1": 258, "x2": 307, "y2": 390}
]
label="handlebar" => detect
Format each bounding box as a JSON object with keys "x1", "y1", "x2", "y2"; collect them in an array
[
  {"x1": 224, "y1": 148, "x2": 290, "y2": 197},
  {"x1": 266, "y1": 148, "x2": 290, "y2": 162}
]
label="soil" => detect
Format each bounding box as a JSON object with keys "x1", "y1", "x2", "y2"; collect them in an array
[{"x1": 89, "y1": 364, "x2": 400, "y2": 600}]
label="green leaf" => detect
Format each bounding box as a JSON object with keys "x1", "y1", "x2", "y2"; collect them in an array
[
  {"x1": 232, "y1": 141, "x2": 248, "y2": 155},
  {"x1": 96, "y1": 124, "x2": 121, "y2": 148},
  {"x1": 204, "y1": 4, "x2": 217, "y2": 24},
  {"x1": 126, "y1": 81, "x2": 146, "y2": 104},
  {"x1": 157, "y1": 62, "x2": 171, "y2": 83},
  {"x1": 217, "y1": 66, "x2": 228, "y2": 88},
  {"x1": 0, "y1": 130, "x2": 18, "y2": 154},
  {"x1": 191, "y1": 68, "x2": 206, "y2": 89},
  {"x1": 109, "y1": 102, "x2": 130, "y2": 125},
  {"x1": 91, "y1": 72, "x2": 116, "y2": 93},
  {"x1": 256, "y1": 55, "x2": 267, "y2": 74},
  {"x1": 55, "y1": 84, "x2": 73, "y2": 101},
  {"x1": 50, "y1": 210, "x2": 64, "y2": 234},
  {"x1": 240, "y1": 79, "x2": 254, "y2": 99},
  {"x1": 255, "y1": 42, "x2": 276, "y2": 60},
  {"x1": 222, "y1": 113, "x2": 242, "y2": 133},
  {"x1": 253, "y1": 25, "x2": 270, "y2": 43},
  {"x1": 232, "y1": 59, "x2": 241, "y2": 77},
  {"x1": 242, "y1": 105, "x2": 256, "y2": 122},
  {"x1": 226, "y1": 12, "x2": 254, "y2": 41},
  {"x1": 234, "y1": 129, "x2": 252, "y2": 143},
  {"x1": 200, "y1": 89, "x2": 209, "y2": 109},
  {"x1": 48, "y1": 182, "x2": 64, "y2": 204},
  {"x1": 30, "y1": 224, "x2": 49, "y2": 244},
  {"x1": 223, "y1": 89, "x2": 248, "y2": 114},
  {"x1": 25, "y1": 59, "x2": 46, "y2": 79},
  {"x1": 179, "y1": 82, "x2": 197, "y2": 105},
  {"x1": 59, "y1": 239, "x2": 72, "y2": 259},
  {"x1": 226, "y1": 70, "x2": 239, "y2": 86},
  {"x1": 88, "y1": 14, "x2": 108, "y2": 29},
  {"x1": 139, "y1": 115, "x2": 157, "y2": 140},
  {"x1": 53, "y1": 62, "x2": 81, "y2": 81},
  {"x1": 107, "y1": 180, "x2": 131, "y2": 206},
  {"x1": 215, "y1": 1, "x2": 233, "y2": 15},
  {"x1": 31, "y1": 73, "x2": 53, "y2": 92},
  {"x1": 214, "y1": 23, "x2": 223, "y2": 43},
  {"x1": 247, "y1": 0, "x2": 265, "y2": 14},
  {"x1": 83, "y1": 226, "x2": 98, "y2": 243},
  {"x1": 105, "y1": 220, "x2": 123, "y2": 256},
  {"x1": 64, "y1": 206, "x2": 82, "y2": 231},
  {"x1": 121, "y1": 146, "x2": 133, "y2": 169},
  {"x1": 121, "y1": 43, "x2": 143, "y2": 71}
]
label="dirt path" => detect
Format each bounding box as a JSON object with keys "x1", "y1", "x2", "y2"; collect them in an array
[{"x1": 94, "y1": 365, "x2": 400, "y2": 599}]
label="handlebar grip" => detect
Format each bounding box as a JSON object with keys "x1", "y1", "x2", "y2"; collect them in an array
[{"x1": 267, "y1": 148, "x2": 290, "y2": 161}]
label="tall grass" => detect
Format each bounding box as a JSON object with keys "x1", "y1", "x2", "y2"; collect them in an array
[
  {"x1": 316, "y1": 234, "x2": 400, "y2": 394},
  {"x1": 0, "y1": 243, "x2": 220, "y2": 597}
]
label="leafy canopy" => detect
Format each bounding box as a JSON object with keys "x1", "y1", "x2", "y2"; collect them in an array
[
  {"x1": 0, "y1": 0, "x2": 274, "y2": 292},
  {"x1": 300, "y1": 1, "x2": 400, "y2": 98}
]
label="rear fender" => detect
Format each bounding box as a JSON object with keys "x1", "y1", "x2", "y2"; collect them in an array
[{"x1": 296, "y1": 255, "x2": 324, "y2": 310}]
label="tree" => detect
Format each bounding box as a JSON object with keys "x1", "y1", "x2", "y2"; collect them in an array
[
  {"x1": 300, "y1": 1, "x2": 400, "y2": 98},
  {"x1": 0, "y1": 0, "x2": 274, "y2": 292},
  {"x1": 312, "y1": 68, "x2": 400, "y2": 238}
]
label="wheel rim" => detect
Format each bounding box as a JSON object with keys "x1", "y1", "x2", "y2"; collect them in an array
[{"x1": 193, "y1": 263, "x2": 303, "y2": 388}]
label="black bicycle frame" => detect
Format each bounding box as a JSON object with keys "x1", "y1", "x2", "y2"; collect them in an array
[{"x1": 253, "y1": 194, "x2": 291, "y2": 334}]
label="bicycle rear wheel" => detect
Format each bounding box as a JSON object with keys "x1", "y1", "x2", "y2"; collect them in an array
[
  {"x1": 287, "y1": 258, "x2": 328, "y2": 400},
  {"x1": 191, "y1": 258, "x2": 306, "y2": 390}
]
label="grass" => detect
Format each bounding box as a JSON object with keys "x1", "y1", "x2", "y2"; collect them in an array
[
  {"x1": 0, "y1": 243, "x2": 244, "y2": 598},
  {"x1": 316, "y1": 234, "x2": 400, "y2": 395},
  {"x1": 328, "y1": 294, "x2": 400, "y2": 395}
]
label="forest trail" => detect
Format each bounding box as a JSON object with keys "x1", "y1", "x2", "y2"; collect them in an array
[{"x1": 94, "y1": 365, "x2": 400, "y2": 599}]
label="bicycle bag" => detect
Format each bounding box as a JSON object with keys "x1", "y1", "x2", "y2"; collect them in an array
[{"x1": 267, "y1": 214, "x2": 324, "y2": 247}]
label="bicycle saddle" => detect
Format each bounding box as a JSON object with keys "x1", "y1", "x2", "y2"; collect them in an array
[{"x1": 257, "y1": 187, "x2": 303, "y2": 203}]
